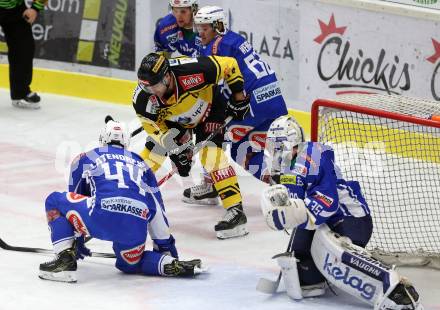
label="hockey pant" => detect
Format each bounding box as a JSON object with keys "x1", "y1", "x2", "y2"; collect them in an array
[
  {"x1": 44, "y1": 191, "x2": 175, "y2": 276},
  {"x1": 228, "y1": 119, "x2": 272, "y2": 179},
  {"x1": 292, "y1": 215, "x2": 373, "y2": 286},
  {"x1": 141, "y1": 133, "x2": 242, "y2": 209}
]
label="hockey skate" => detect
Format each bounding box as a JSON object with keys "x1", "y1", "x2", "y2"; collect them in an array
[
  {"x1": 182, "y1": 175, "x2": 219, "y2": 206},
  {"x1": 163, "y1": 259, "x2": 206, "y2": 277},
  {"x1": 215, "y1": 204, "x2": 248, "y2": 239},
  {"x1": 39, "y1": 248, "x2": 77, "y2": 283},
  {"x1": 375, "y1": 279, "x2": 424, "y2": 310}
]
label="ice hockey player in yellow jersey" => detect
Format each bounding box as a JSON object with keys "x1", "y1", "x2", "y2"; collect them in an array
[{"x1": 132, "y1": 53, "x2": 250, "y2": 239}]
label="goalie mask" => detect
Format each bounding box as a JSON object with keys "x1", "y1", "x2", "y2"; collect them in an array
[
  {"x1": 99, "y1": 120, "x2": 130, "y2": 148},
  {"x1": 194, "y1": 6, "x2": 228, "y2": 35},
  {"x1": 265, "y1": 115, "x2": 304, "y2": 175}
]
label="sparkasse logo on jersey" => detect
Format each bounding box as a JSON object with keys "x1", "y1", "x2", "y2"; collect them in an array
[{"x1": 178, "y1": 73, "x2": 205, "y2": 91}]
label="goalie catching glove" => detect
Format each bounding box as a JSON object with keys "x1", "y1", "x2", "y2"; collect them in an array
[{"x1": 261, "y1": 184, "x2": 310, "y2": 231}]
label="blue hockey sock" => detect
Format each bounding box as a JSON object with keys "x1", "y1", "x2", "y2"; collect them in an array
[{"x1": 48, "y1": 216, "x2": 75, "y2": 254}]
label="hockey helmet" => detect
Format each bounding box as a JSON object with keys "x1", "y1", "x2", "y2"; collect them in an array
[
  {"x1": 194, "y1": 6, "x2": 228, "y2": 35},
  {"x1": 169, "y1": 0, "x2": 198, "y2": 12},
  {"x1": 99, "y1": 120, "x2": 130, "y2": 148},
  {"x1": 266, "y1": 115, "x2": 304, "y2": 173},
  {"x1": 137, "y1": 53, "x2": 170, "y2": 89}
]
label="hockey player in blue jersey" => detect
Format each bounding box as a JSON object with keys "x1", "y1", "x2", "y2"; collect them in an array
[
  {"x1": 259, "y1": 115, "x2": 423, "y2": 309},
  {"x1": 181, "y1": 6, "x2": 289, "y2": 206},
  {"x1": 39, "y1": 120, "x2": 204, "y2": 283},
  {"x1": 154, "y1": 0, "x2": 201, "y2": 57}
]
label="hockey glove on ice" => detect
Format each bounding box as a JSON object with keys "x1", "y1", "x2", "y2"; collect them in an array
[
  {"x1": 153, "y1": 235, "x2": 178, "y2": 258},
  {"x1": 226, "y1": 95, "x2": 250, "y2": 120},
  {"x1": 74, "y1": 235, "x2": 91, "y2": 260}
]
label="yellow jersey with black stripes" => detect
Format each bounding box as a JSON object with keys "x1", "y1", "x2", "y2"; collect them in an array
[{"x1": 132, "y1": 55, "x2": 244, "y2": 143}]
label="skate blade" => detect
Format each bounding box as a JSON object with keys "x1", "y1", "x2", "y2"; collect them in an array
[
  {"x1": 194, "y1": 264, "x2": 209, "y2": 275},
  {"x1": 216, "y1": 224, "x2": 249, "y2": 240},
  {"x1": 38, "y1": 270, "x2": 77, "y2": 283},
  {"x1": 182, "y1": 197, "x2": 219, "y2": 206}
]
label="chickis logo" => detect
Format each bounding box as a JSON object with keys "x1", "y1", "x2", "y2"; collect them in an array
[
  {"x1": 178, "y1": 73, "x2": 205, "y2": 91},
  {"x1": 427, "y1": 38, "x2": 440, "y2": 101},
  {"x1": 315, "y1": 14, "x2": 411, "y2": 95}
]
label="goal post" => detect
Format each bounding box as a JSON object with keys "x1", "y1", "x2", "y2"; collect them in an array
[{"x1": 311, "y1": 94, "x2": 440, "y2": 268}]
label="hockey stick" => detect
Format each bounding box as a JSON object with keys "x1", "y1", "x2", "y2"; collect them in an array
[
  {"x1": 0, "y1": 238, "x2": 116, "y2": 258},
  {"x1": 157, "y1": 116, "x2": 233, "y2": 186},
  {"x1": 105, "y1": 115, "x2": 234, "y2": 186},
  {"x1": 105, "y1": 115, "x2": 143, "y2": 138},
  {"x1": 256, "y1": 227, "x2": 297, "y2": 294}
]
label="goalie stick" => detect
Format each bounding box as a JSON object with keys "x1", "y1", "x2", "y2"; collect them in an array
[
  {"x1": 0, "y1": 238, "x2": 116, "y2": 258},
  {"x1": 256, "y1": 227, "x2": 297, "y2": 294}
]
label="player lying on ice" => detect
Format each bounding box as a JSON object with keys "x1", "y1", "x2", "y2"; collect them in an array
[
  {"x1": 38, "y1": 120, "x2": 205, "y2": 283},
  {"x1": 260, "y1": 115, "x2": 423, "y2": 309}
]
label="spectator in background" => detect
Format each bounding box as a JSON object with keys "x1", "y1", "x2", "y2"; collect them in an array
[{"x1": 0, "y1": 0, "x2": 47, "y2": 109}]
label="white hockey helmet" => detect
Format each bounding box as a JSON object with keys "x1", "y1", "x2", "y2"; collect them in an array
[
  {"x1": 266, "y1": 115, "x2": 304, "y2": 173},
  {"x1": 194, "y1": 6, "x2": 228, "y2": 35},
  {"x1": 169, "y1": 0, "x2": 198, "y2": 12},
  {"x1": 99, "y1": 120, "x2": 130, "y2": 148}
]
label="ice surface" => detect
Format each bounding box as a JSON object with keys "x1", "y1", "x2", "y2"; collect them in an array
[{"x1": 0, "y1": 90, "x2": 439, "y2": 310}]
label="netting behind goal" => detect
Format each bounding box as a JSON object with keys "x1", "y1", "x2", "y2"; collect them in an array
[{"x1": 311, "y1": 94, "x2": 440, "y2": 268}]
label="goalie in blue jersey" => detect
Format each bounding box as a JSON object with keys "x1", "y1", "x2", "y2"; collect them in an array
[
  {"x1": 180, "y1": 6, "x2": 289, "y2": 206},
  {"x1": 38, "y1": 120, "x2": 204, "y2": 283},
  {"x1": 260, "y1": 115, "x2": 423, "y2": 310}
]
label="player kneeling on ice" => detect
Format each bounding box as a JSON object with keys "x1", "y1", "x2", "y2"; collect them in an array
[
  {"x1": 39, "y1": 120, "x2": 205, "y2": 283},
  {"x1": 259, "y1": 115, "x2": 423, "y2": 309}
]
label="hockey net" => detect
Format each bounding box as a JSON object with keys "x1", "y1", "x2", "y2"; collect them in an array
[{"x1": 311, "y1": 94, "x2": 440, "y2": 268}]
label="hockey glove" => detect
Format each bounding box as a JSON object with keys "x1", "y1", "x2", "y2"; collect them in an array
[
  {"x1": 74, "y1": 235, "x2": 91, "y2": 260},
  {"x1": 226, "y1": 95, "x2": 250, "y2": 120},
  {"x1": 169, "y1": 143, "x2": 193, "y2": 177},
  {"x1": 153, "y1": 235, "x2": 178, "y2": 258}
]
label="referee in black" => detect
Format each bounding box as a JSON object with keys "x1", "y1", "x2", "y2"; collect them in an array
[{"x1": 0, "y1": 0, "x2": 46, "y2": 109}]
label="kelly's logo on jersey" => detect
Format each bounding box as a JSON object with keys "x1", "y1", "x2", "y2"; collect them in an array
[{"x1": 178, "y1": 73, "x2": 205, "y2": 91}]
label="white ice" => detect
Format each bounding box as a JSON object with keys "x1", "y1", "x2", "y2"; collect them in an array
[{"x1": 0, "y1": 90, "x2": 439, "y2": 310}]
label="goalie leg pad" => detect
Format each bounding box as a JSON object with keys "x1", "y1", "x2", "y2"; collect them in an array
[{"x1": 311, "y1": 225, "x2": 423, "y2": 309}]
